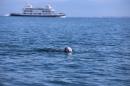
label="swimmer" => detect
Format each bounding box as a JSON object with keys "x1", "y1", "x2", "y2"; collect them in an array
[{"x1": 41, "y1": 46, "x2": 72, "y2": 53}]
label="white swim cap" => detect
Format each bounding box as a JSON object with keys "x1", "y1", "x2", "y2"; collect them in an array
[{"x1": 64, "y1": 47, "x2": 72, "y2": 53}]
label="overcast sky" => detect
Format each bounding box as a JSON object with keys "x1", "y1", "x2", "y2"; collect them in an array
[{"x1": 0, "y1": 0, "x2": 130, "y2": 17}]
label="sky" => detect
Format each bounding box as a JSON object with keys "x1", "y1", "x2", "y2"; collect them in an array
[{"x1": 0, "y1": 0, "x2": 130, "y2": 17}]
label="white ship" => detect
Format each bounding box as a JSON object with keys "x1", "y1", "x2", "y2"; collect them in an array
[{"x1": 10, "y1": 3, "x2": 66, "y2": 17}]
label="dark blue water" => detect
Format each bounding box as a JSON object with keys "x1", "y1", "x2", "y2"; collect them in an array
[{"x1": 0, "y1": 17, "x2": 130, "y2": 86}]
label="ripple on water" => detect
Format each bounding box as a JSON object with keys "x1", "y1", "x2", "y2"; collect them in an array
[{"x1": 0, "y1": 17, "x2": 130, "y2": 86}]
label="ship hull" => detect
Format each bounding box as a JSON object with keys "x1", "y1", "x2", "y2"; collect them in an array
[{"x1": 10, "y1": 13, "x2": 66, "y2": 17}]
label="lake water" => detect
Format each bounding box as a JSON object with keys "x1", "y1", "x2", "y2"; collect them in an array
[{"x1": 0, "y1": 16, "x2": 130, "y2": 86}]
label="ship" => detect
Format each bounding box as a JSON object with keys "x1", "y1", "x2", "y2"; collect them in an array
[{"x1": 10, "y1": 3, "x2": 66, "y2": 17}]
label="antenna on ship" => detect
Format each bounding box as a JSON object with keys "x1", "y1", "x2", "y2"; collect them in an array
[
  {"x1": 26, "y1": 1, "x2": 29, "y2": 6},
  {"x1": 26, "y1": 0, "x2": 30, "y2": 6},
  {"x1": 26, "y1": 1, "x2": 28, "y2": 4}
]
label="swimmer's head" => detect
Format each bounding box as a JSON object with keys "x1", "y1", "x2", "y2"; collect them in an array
[{"x1": 64, "y1": 46, "x2": 72, "y2": 53}]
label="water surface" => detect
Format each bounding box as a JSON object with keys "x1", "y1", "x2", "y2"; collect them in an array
[{"x1": 0, "y1": 17, "x2": 130, "y2": 86}]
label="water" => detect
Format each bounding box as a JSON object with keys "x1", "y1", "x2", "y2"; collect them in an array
[{"x1": 0, "y1": 16, "x2": 130, "y2": 86}]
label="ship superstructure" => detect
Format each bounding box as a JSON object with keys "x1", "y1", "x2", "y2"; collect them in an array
[{"x1": 10, "y1": 3, "x2": 66, "y2": 17}]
